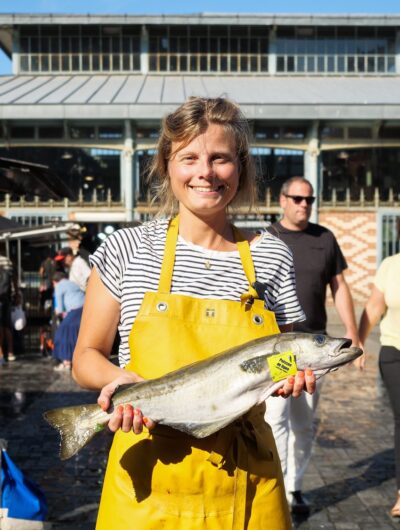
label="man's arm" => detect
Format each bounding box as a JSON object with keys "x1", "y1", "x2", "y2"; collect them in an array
[{"x1": 329, "y1": 272, "x2": 359, "y2": 346}]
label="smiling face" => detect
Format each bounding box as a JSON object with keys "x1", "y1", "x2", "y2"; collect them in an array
[{"x1": 168, "y1": 124, "x2": 240, "y2": 220}]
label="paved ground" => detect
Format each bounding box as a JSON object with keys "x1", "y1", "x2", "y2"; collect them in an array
[{"x1": 0, "y1": 309, "x2": 398, "y2": 529}]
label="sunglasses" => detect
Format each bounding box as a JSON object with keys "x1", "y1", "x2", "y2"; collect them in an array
[{"x1": 284, "y1": 194, "x2": 315, "y2": 205}]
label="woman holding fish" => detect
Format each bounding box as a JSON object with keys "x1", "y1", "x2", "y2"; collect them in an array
[{"x1": 72, "y1": 97, "x2": 316, "y2": 529}]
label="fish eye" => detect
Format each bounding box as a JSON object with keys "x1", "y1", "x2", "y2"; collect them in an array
[{"x1": 313, "y1": 334, "x2": 326, "y2": 346}]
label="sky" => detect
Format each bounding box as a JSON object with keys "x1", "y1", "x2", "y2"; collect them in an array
[{"x1": 1, "y1": 0, "x2": 399, "y2": 74}]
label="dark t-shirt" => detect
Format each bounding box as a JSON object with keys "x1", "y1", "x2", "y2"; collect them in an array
[{"x1": 267, "y1": 222, "x2": 347, "y2": 333}]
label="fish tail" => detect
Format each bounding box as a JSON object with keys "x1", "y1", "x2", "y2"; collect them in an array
[{"x1": 43, "y1": 403, "x2": 104, "y2": 460}]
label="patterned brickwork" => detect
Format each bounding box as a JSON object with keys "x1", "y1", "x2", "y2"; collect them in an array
[{"x1": 319, "y1": 211, "x2": 377, "y2": 306}]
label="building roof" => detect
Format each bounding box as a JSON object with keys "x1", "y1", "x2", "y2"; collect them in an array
[
  {"x1": 1, "y1": 74, "x2": 400, "y2": 120},
  {"x1": 0, "y1": 13, "x2": 399, "y2": 25}
]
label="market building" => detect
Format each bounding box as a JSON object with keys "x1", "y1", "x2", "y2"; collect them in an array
[{"x1": 0, "y1": 13, "x2": 400, "y2": 302}]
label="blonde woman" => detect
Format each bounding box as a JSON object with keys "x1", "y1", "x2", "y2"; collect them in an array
[{"x1": 72, "y1": 97, "x2": 315, "y2": 529}]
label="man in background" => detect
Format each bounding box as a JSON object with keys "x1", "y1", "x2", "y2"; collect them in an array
[
  {"x1": 265, "y1": 176, "x2": 360, "y2": 515},
  {"x1": 54, "y1": 247, "x2": 90, "y2": 292}
]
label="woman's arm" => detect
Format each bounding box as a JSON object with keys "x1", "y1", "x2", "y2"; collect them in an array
[
  {"x1": 358, "y1": 285, "x2": 386, "y2": 345},
  {"x1": 72, "y1": 267, "x2": 154, "y2": 434},
  {"x1": 72, "y1": 267, "x2": 142, "y2": 390}
]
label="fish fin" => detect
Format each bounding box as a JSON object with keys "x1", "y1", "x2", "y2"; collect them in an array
[
  {"x1": 169, "y1": 418, "x2": 233, "y2": 439},
  {"x1": 43, "y1": 403, "x2": 103, "y2": 460}
]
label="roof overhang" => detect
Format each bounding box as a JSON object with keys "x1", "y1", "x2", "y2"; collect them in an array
[{"x1": 1, "y1": 75, "x2": 400, "y2": 121}]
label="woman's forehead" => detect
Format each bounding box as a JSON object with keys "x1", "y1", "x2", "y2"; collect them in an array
[{"x1": 171, "y1": 124, "x2": 236, "y2": 153}]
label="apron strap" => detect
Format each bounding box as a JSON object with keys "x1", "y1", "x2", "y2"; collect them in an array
[
  {"x1": 158, "y1": 216, "x2": 259, "y2": 300},
  {"x1": 232, "y1": 226, "x2": 259, "y2": 302},
  {"x1": 158, "y1": 215, "x2": 180, "y2": 294}
]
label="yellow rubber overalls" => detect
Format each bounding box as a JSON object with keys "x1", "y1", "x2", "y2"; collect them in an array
[{"x1": 96, "y1": 217, "x2": 292, "y2": 530}]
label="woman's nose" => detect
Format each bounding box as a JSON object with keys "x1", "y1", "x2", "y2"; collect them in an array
[{"x1": 197, "y1": 158, "x2": 214, "y2": 178}]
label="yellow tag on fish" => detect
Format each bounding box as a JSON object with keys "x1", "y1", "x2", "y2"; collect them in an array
[{"x1": 267, "y1": 351, "x2": 297, "y2": 382}]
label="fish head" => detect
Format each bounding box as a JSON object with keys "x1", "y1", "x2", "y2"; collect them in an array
[{"x1": 272, "y1": 332, "x2": 363, "y2": 376}]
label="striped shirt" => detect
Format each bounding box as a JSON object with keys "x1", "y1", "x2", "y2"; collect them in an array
[{"x1": 90, "y1": 218, "x2": 305, "y2": 367}]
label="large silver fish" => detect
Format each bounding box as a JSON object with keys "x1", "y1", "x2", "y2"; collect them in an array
[{"x1": 44, "y1": 332, "x2": 362, "y2": 460}]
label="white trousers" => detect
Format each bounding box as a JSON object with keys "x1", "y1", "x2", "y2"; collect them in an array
[{"x1": 265, "y1": 384, "x2": 321, "y2": 492}]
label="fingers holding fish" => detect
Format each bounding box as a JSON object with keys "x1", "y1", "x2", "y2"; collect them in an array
[
  {"x1": 108, "y1": 404, "x2": 124, "y2": 432},
  {"x1": 304, "y1": 368, "x2": 316, "y2": 394},
  {"x1": 275, "y1": 369, "x2": 316, "y2": 398},
  {"x1": 121, "y1": 404, "x2": 134, "y2": 432},
  {"x1": 97, "y1": 372, "x2": 140, "y2": 411}
]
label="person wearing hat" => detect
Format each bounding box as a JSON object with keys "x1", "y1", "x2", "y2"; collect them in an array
[{"x1": 55, "y1": 247, "x2": 90, "y2": 292}]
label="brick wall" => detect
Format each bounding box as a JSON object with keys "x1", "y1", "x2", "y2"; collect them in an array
[{"x1": 319, "y1": 210, "x2": 377, "y2": 306}]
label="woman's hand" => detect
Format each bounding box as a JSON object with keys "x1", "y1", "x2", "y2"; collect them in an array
[
  {"x1": 274, "y1": 369, "x2": 316, "y2": 398},
  {"x1": 98, "y1": 373, "x2": 156, "y2": 434}
]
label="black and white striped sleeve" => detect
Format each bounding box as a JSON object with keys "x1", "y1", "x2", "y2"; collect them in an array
[{"x1": 89, "y1": 227, "x2": 142, "y2": 302}]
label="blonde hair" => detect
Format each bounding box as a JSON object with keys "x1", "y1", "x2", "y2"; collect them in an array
[{"x1": 147, "y1": 96, "x2": 257, "y2": 216}]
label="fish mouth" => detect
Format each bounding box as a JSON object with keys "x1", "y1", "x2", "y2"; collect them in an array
[
  {"x1": 337, "y1": 338, "x2": 352, "y2": 350},
  {"x1": 332, "y1": 338, "x2": 362, "y2": 365}
]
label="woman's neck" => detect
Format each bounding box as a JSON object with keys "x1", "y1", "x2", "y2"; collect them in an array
[{"x1": 177, "y1": 209, "x2": 235, "y2": 250}]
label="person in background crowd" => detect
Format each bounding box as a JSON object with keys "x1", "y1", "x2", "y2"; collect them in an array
[
  {"x1": 54, "y1": 247, "x2": 91, "y2": 292},
  {"x1": 0, "y1": 253, "x2": 19, "y2": 364},
  {"x1": 72, "y1": 96, "x2": 316, "y2": 529},
  {"x1": 358, "y1": 252, "x2": 400, "y2": 518},
  {"x1": 265, "y1": 176, "x2": 361, "y2": 515},
  {"x1": 38, "y1": 255, "x2": 56, "y2": 310},
  {"x1": 52, "y1": 271, "x2": 85, "y2": 371}
]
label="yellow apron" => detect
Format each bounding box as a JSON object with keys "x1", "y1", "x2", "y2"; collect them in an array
[{"x1": 96, "y1": 216, "x2": 292, "y2": 530}]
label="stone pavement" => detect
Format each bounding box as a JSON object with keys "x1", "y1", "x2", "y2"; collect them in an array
[{"x1": 0, "y1": 310, "x2": 398, "y2": 529}]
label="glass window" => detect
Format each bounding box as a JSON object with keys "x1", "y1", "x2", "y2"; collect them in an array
[
  {"x1": 112, "y1": 55, "x2": 120, "y2": 71},
  {"x1": 98, "y1": 126, "x2": 123, "y2": 139},
  {"x1": 102, "y1": 55, "x2": 110, "y2": 71},
  {"x1": 277, "y1": 56, "x2": 285, "y2": 72},
  {"x1": 31, "y1": 56, "x2": 39, "y2": 71},
  {"x1": 40, "y1": 55, "x2": 49, "y2": 72},
  {"x1": 92, "y1": 54, "x2": 100, "y2": 71},
  {"x1": 367, "y1": 56, "x2": 375, "y2": 72},
  {"x1": 254, "y1": 125, "x2": 280, "y2": 139},
  {"x1": 72, "y1": 56, "x2": 80, "y2": 70},
  {"x1": 388, "y1": 56, "x2": 395, "y2": 73},
  {"x1": 170, "y1": 55, "x2": 178, "y2": 71},
  {"x1": 307, "y1": 56, "x2": 315, "y2": 72},
  {"x1": 179, "y1": 55, "x2": 188, "y2": 71},
  {"x1": 20, "y1": 38, "x2": 29, "y2": 53},
  {"x1": 220, "y1": 55, "x2": 228, "y2": 71},
  {"x1": 260, "y1": 55, "x2": 268, "y2": 71},
  {"x1": 159, "y1": 55, "x2": 167, "y2": 71},
  {"x1": 200, "y1": 56, "x2": 208, "y2": 71},
  {"x1": 38, "y1": 126, "x2": 64, "y2": 139},
  {"x1": 69, "y1": 125, "x2": 95, "y2": 139},
  {"x1": 20, "y1": 55, "x2": 29, "y2": 72},
  {"x1": 348, "y1": 127, "x2": 372, "y2": 139},
  {"x1": 122, "y1": 54, "x2": 130, "y2": 70},
  {"x1": 282, "y1": 127, "x2": 307, "y2": 139},
  {"x1": 379, "y1": 126, "x2": 400, "y2": 139},
  {"x1": 10, "y1": 126, "x2": 35, "y2": 139},
  {"x1": 82, "y1": 55, "x2": 90, "y2": 71},
  {"x1": 287, "y1": 56, "x2": 295, "y2": 72},
  {"x1": 321, "y1": 126, "x2": 344, "y2": 139},
  {"x1": 61, "y1": 55, "x2": 70, "y2": 71}
]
